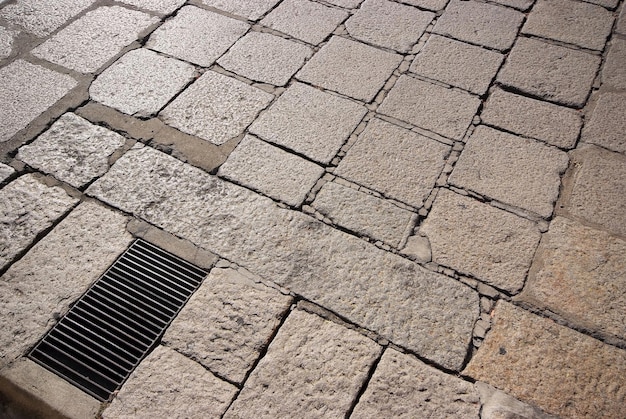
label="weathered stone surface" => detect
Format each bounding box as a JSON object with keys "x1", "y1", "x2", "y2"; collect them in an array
[
  {"x1": 116, "y1": 0, "x2": 185, "y2": 14},
  {"x1": 224, "y1": 309, "x2": 381, "y2": 418},
  {"x1": 400, "y1": 235, "x2": 432, "y2": 263},
  {"x1": 218, "y1": 135, "x2": 324, "y2": 207},
  {"x1": 410, "y1": 35, "x2": 503, "y2": 95},
  {"x1": 0, "y1": 163, "x2": 14, "y2": 183},
  {"x1": 160, "y1": 71, "x2": 273, "y2": 145},
  {"x1": 420, "y1": 189, "x2": 541, "y2": 293},
  {"x1": 617, "y1": 4, "x2": 626, "y2": 34},
  {"x1": 345, "y1": 0, "x2": 434, "y2": 52},
  {"x1": 497, "y1": 38, "x2": 601, "y2": 108},
  {"x1": 88, "y1": 146, "x2": 480, "y2": 370},
  {"x1": 352, "y1": 348, "x2": 480, "y2": 418},
  {"x1": 476, "y1": 382, "x2": 557, "y2": 419},
  {"x1": 490, "y1": 0, "x2": 533, "y2": 10},
  {"x1": 581, "y1": 92, "x2": 626, "y2": 154},
  {"x1": 0, "y1": 26, "x2": 16, "y2": 59},
  {"x1": 0, "y1": 0, "x2": 95, "y2": 37},
  {"x1": 250, "y1": 82, "x2": 366, "y2": 164},
  {"x1": 104, "y1": 345, "x2": 237, "y2": 418},
  {"x1": 401, "y1": 0, "x2": 449, "y2": 12},
  {"x1": 325, "y1": 0, "x2": 363, "y2": 7},
  {"x1": 378, "y1": 75, "x2": 481, "y2": 140},
  {"x1": 0, "y1": 60, "x2": 77, "y2": 143},
  {"x1": 464, "y1": 301, "x2": 626, "y2": 418},
  {"x1": 147, "y1": 6, "x2": 249, "y2": 67},
  {"x1": 17, "y1": 113, "x2": 126, "y2": 188},
  {"x1": 450, "y1": 126, "x2": 569, "y2": 218},
  {"x1": 601, "y1": 38, "x2": 626, "y2": 90},
  {"x1": 0, "y1": 201, "x2": 131, "y2": 368},
  {"x1": 335, "y1": 118, "x2": 449, "y2": 208},
  {"x1": 481, "y1": 88, "x2": 581, "y2": 149},
  {"x1": 32, "y1": 6, "x2": 158, "y2": 73},
  {"x1": 297, "y1": 35, "x2": 401, "y2": 101},
  {"x1": 201, "y1": 0, "x2": 281, "y2": 20},
  {"x1": 522, "y1": 0, "x2": 613, "y2": 51},
  {"x1": 433, "y1": 0, "x2": 524, "y2": 51},
  {"x1": 163, "y1": 267, "x2": 291, "y2": 384},
  {"x1": 584, "y1": 0, "x2": 618, "y2": 9}
]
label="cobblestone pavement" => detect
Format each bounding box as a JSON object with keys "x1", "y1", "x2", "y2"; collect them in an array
[{"x1": 1, "y1": 0, "x2": 625, "y2": 417}]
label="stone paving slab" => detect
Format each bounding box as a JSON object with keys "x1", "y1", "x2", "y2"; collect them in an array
[
  {"x1": 325, "y1": 0, "x2": 363, "y2": 8},
  {"x1": 0, "y1": 26, "x2": 16, "y2": 59},
  {"x1": 116, "y1": 0, "x2": 185, "y2": 14},
  {"x1": 0, "y1": 163, "x2": 14, "y2": 183},
  {"x1": 401, "y1": 0, "x2": 448, "y2": 12},
  {"x1": 581, "y1": 92, "x2": 626, "y2": 154},
  {"x1": 618, "y1": 4, "x2": 626, "y2": 34},
  {"x1": 201, "y1": 0, "x2": 281, "y2": 20},
  {"x1": 601, "y1": 38, "x2": 626, "y2": 90},
  {"x1": 0, "y1": 0, "x2": 96, "y2": 37}
]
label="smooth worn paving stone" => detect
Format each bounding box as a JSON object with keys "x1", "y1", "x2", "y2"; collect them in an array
[
  {"x1": 88, "y1": 146, "x2": 480, "y2": 370},
  {"x1": 401, "y1": 0, "x2": 449, "y2": 12},
  {"x1": 0, "y1": 163, "x2": 14, "y2": 183},
  {"x1": 0, "y1": 0, "x2": 95, "y2": 37},
  {"x1": 163, "y1": 267, "x2": 291, "y2": 384},
  {"x1": 345, "y1": 0, "x2": 434, "y2": 53},
  {"x1": 601, "y1": 38, "x2": 626, "y2": 90},
  {"x1": 497, "y1": 38, "x2": 601, "y2": 108},
  {"x1": 147, "y1": 6, "x2": 249, "y2": 67},
  {"x1": 0, "y1": 60, "x2": 77, "y2": 143},
  {"x1": 104, "y1": 345, "x2": 237, "y2": 419},
  {"x1": 352, "y1": 348, "x2": 480, "y2": 418},
  {"x1": 378, "y1": 75, "x2": 481, "y2": 140},
  {"x1": 201, "y1": 0, "x2": 281, "y2": 20},
  {"x1": 335, "y1": 118, "x2": 449, "y2": 208},
  {"x1": 581, "y1": 92, "x2": 626, "y2": 154},
  {"x1": 224, "y1": 309, "x2": 381, "y2": 418},
  {"x1": 432, "y1": 0, "x2": 524, "y2": 51},
  {"x1": 217, "y1": 32, "x2": 312, "y2": 86},
  {"x1": 249, "y1": 82, "x2": 367, "y2": 164},
  {"x1": 0, "y1": 201, "x2": 131, "y2": 368},
  {"x1": 476, "y1": 382, "x2": 557, "y2": 419},
  {"x1": 115, "y1": 0, "x2": 186, "y2": 14},
  {"x1": 0, "y1": 26, "x2": 16, "y2": 59},
  {"x1": 160, "y1": 71, "x2": 273, "y2": 145},
  {"x1": 481, "y1": 88, "x2": 582, "y2": 149},
  {"x1": 217, "y1": 135, "x2": 325, "y2": 207},
  {"x1": 464, "y1": 301, "x2": 626, "y2": 418},
  {"x1": 489, "y1": 0, "x2": 534, "y2": 10},
  {"x1": 410, "y1": 35, "x2": 503, "y2": 95},
  {"x1": 420, "y1": 189, "x2": 541, "y2": 293}
]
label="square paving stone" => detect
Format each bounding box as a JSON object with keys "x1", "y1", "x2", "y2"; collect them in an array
[
  {"x1": 432, "y1": 0, "x2": 524, "y2": 51},
  {"x1": 497, "y1": 37, "x2": 601, "y2": 108},
  {"x1": 201, "y1": 0, "x2": 281, "y2": 20},
  {"x1": 449, "y1": 126, "x2": 569, "y2": 218},
  {"x1": 160, "y1": 71, "x2": 273, "y2": 145},
  {"x1": 345, "y1": 0, "x2": 434, "y2": 53},
  {"x1": 420, "y1": 189, "x2": 541, "y2": 293},
  {"x1": 410, "y1": 35, "x2": 503, "y2": 95},
  {"x1": 401, "y1": 0, "x2": 449, "y2": 12},
  {"x1": 0, "y1": 0, "x2": 96, "y2": 37},
  {"x1": 90, "y1": 48, "x2": 196, "y2": 117},
  {"x1": 0, "y1": 26, "x2": 16, "y2": 59},
  {"x1": 249, "y1": 82, "x2": 367, "y2": 164},
  {"x1": 601, "y1": 38, "x2": 626, "y2": 89},
  {"x1": 115, "y1": 0, "x2": 185, "y2": 14},
  {"x1": 581, "y1": 92, "x2": 626, "y2": 154},
  {"x1": 335, "y1": 118, "x2": 449, "y2": 208},
  {"x1": 378, "y1": 75, "x2": 480, "y2": 140},
  {"x1": 217, "y1": 32, "x2": 312, "y2": 86},
  {"x1": 146, "y1": 6, "x2": 249, "y2": 67}
]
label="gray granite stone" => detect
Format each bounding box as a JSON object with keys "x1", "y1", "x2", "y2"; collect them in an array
[
  {"x1": 601, "y1": 38, "x2": 626, "y2": 90},
  {"x1": 401, "y1": 0, "x2": 449, "y2": 12},
  {"x1": 0, "y1": 0, "x2": 96, "y2": 37},
  {"x1": 17, "y1": 113, "x2": 126, "y2": 188},
  {"x1": 489, "y1": 0, "x2": 533, "y2": 10},
  {"x1": 476, "y1": 382, "x2": 558, "y2": 419},
  {"x1": 325, "y1": 0, "x2": 363, "y2": 7},
  {"x1": 581, "y1": 92, "x2": 626, "y2": 154},
  {"x1": 201, "y1": 0, "x2": 281, "y2": 20},
  {"x1": 378, "y1": 75, "x2": 481, "y2": 140},
  {"x1": 224, "y1": 309, "x2": 381, "y2": 418},
  {"x1": 249, "y1": 82, "x2": 367, "y2": 164},
  {"x1": 0, "y1": 163, "x2": 14, "y2": 183},
  {"x1": 0, "y1": 26, "x2": 16, "y2": 59},
  {"x1": 583, "y1": 0, "x2": 618, "y2": 9},
  {"x1": 160, "y1": 71, "x2": 273, "y2": 145},
  {"x1": 116, "y1": 0, "x2": 185, "y2": 14}
]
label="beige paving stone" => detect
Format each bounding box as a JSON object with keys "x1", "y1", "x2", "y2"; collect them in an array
[
  {"x1": 325, "y1": 0, "x2": 363, "y2": 7},
  {"x1": 201, "y1": 0, "x2": 281, "y2": 20},
  {"x1": 601, "y1": 38, "x2": 626, "y2": 90},
  {"x1": 160, "y1": 71, "x2": 273, "y2": 145},
  {"x1": 581, "y1": 92, "x2": 626, "y2": 154},
  {"x1": 0, "y1": 26, "x2": 17, "y2": 59},
  {"x1": 617, "y1": 4, "x2": 626, "y2": 34},
  {"x1": 378, "y1": 75, "x2": 481, "y2": 140},
  {"x1": 224, "y1": 309, "x2": 381, "y2": 418},
  {"x1": 335, "y1": 118, "x2": 449, "y2": 208},
  {"x1": 0, "y1": 163, "x2": 14, "y2": 183},
  {"x1": 584, "y1": 0, "x2": 618, "y2": 9},
  {"x1": 116, "y1": 0, "x2": 185, "y2": 14},
  {"x1": 464, "y1": 301, "x2": 626, "y2": 418},
  {"x1": 489, "y1": 0, "x2": 533, "y2": 10},
  {"x1": 401, "y1": 0, "x2": 449, "y2": 12},
  {"x1": 249, "y1": 82, "x2": 367, "y2": 164},
  {"x1": 476, "y1": 382, "x2": 557, "y2": 419},
  {"x1": 0, "y1": 0, "x2": 96, "y2": 37},
  {"x1": 410, "y1": 35, "x2": 503, "y2": 95},
  {"x1": 104, "y1": 345, "x2": 237, "y2": 419}
]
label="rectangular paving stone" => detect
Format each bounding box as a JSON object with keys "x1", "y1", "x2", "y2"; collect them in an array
[
  {"x1": 581, "y1": 92, "x2": 626, "y2": 154},
  {"x1": 0, "y1": 163, "x2": 14, "y2": 183},
  {"x1": 201, "y1": 0, "x2": 281, "y2": 20},
  {"x1": 601, "y1": 38, "x2": 626, "y2": 90},
  {"x1": 224, "y1": 309, "x2": 381, "y2": 418},
  {"x1": 464, "y1": 301, "x2": 626, "y2": 418},
  {"x1": 116, "y1": 0, "x2": 186, "y2": 14},
  {"x1": 0, "y1": 0, "x2": 96, "y2": 37},
  {"x1": 0, "y1": 26, "x2": 16, "y2": 59}
]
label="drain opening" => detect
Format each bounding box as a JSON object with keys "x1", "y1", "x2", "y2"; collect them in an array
[{"x1": 28, "y1": 239, "x2": 208, "y2": 402}]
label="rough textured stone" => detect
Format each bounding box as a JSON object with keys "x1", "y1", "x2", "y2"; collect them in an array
[
  {"x1": 481, "y1": 88, "x2": 581, "y2": 149},
  {"x1": 32, "y1": 6, "x2": 158, "y2": 73},
  {"x1": 163, "y1": 267, "x2": 291, "y2": 384},
  {"x1": 0, "y1": 0, "x2": 95, "y2": 37},
  {"x1": 224, "y1": 309, "x2": 381, "y2": 418},
  {"x1": 583, "y1": 0, "x2": 618, "y2": 9},
  {"x1": 104, "y1": 345, "x2": 237, "y2": 418},
  {"x1": 497, "y1": 38, "x2": 601, "y2": 108},
  {"x1": 352, "y1": 348, "x2": 480, "y2": 418},
  {"x1": 581, "y1": 92, "x2": 626, "y2": 154},
  {"x1": 147, "y1": 6, "x2": 249, "y2": 67},
  {"x1": 601, "y1": 38, "x2": 626, "y2": 90},
  {"x1": 433, "y1": 0, "x2": 524, "y2": 51},
  {"x1": 410, "y1": 35, "x2": 503, "y2": 95},
  {"x1": 88, "y1": 146, "x2": 480, "y2": 370},
  {"x1": 0, "y1": 201, "x2": 131, "y2": 368},
  {"x1": 0, "y1": 26, "x2": 16, "y2": 59},
  {"x1": 420, "y1": 189, "x2": 541, "y2": 293},
  {"x1": 401, "y1": 0, "x2": 449, "y2": 12},
  {"x1": 0, "y1": 60, "x2": 77, "y2": 143},
  {"x1": 297, "y1": 35, "x2": 401, "y2": 101},
  {"x1": 325, "y1": 0, "x2": 363, "y2": 7},
  {"x1": 0, "y1": 163, "x2": 14, "y2": 183},
  {"x1": 617, "y1": 4, "x2": 626, "y2": 34},
  {"x1": 378, "y1": 75, "x2": 481, "y2": 140},
  {"x1": 201, "y1": 0, "x2": 281, "y2": 20},
  {"x1": 345, "y1": 0, "x2": 434, "y2": 53},
  {"x1": 450, "y1": 126, "x2": 569, "y2": 218},
  {"x1": 335, "y1": 118, "x2": 449, "y2": 208},
  {"x1": 17, "y1": 113, "x2": 126, "y2": 188},
  {"x1": 218, "y1": 135, "x2": 325, "y2": 207},
  {"x1": 400, "y1": 235, "x2": 432, "y2": 263},
  {"x1": 116, "y1": 0, "x2": 185, "y2": 14},
  {"x1": 490, "y1": 0, "x2": 533, "y2": 10},
  {"x1": 160, "y1": 71, "x2": 273, "y2": 145},
  {"x1": 476, "y1": 382, "x2": 557, "y2": 419},
  {"x1": 464, "y1": 301, "x2": 626, "y2": 418}
]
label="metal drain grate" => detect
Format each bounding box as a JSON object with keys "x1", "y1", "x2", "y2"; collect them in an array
[{"x1": 28, "y1": 239, "x2": 207, "y2": 401}]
